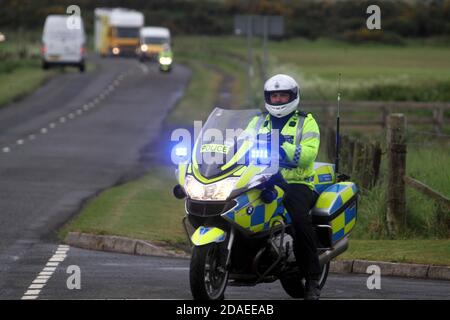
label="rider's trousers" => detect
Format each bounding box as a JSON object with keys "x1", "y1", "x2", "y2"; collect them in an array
[{"x1": 283, "y1": 183, "x2": 321, "y2": 280}]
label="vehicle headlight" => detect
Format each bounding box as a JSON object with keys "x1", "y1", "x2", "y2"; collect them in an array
[
  {"x1": 112, "y1": 47, "x2": 120, "y2": 55},
  {"x1": 159, "y1": 57, "x2": 172, "y2": 65},
  {"x1": 184, "y1": 175, "x2": 239, "y2": 201},
  {"x1": 140, "y1": 44, "x2": 148, "y2": 52}
]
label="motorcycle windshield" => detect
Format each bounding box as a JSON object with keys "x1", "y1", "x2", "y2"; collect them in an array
[{"x1": 194, "y1": 108, "x2": 262, "y2": 179}]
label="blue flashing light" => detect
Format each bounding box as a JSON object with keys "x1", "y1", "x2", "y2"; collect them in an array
[
  {"x1": 175, "y1": 147, "x2": 188, "y2": 157},
  {"x1": 250, "y1": 148, "x2": 270, "y2": 164}
]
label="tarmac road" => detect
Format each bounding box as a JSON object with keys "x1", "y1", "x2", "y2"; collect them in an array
[
  {"x1": 0, "y1": 56, "x2": 190, "y2": 299},
  {"x1": 2, "y1": 243, "x2": 449, "y2": 300},
  {"x1": 0, "y1": 55, "x2": 448, "y2": 300}
]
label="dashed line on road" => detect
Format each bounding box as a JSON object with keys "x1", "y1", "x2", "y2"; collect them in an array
[
  {"x1": 1, "y1": 71, "x2": 130, "y2": 156},
  {"x1": 21, "y1": 244, "x2": 70, "y2": 300}
]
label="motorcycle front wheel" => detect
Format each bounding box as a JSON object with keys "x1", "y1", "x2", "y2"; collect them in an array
[{"x1": 190, "y1": 242, "x2": 229, "y2": 300}]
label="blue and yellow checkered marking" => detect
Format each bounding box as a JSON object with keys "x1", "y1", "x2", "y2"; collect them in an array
[
  {"x1": 314, "y1": 182, "x2": 358, "y2": 242},
  {"x1": 331, "y1": 202, "x2": 357, "y2": 242},
  {"x1": 222, "y1": 187, "x2": 290, "y2": 233}
]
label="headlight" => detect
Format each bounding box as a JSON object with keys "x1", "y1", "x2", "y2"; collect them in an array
[
  {"x1": 140, "y1": 44, "x2": 148, "y2": 52},
  {"x1": 112, "y1": 47, "x2": 120, "y2": 55},
  {"x1": 184, "y1": 175, "x2": 239, "y2": 201},
  {"x1": 159, "y1": 57, "x2": 172, "y2": 65}
]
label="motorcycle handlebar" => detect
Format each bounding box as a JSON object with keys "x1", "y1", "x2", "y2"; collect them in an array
[{"x1": 265, "y1": 171, "x2": 289, "y2": 192}]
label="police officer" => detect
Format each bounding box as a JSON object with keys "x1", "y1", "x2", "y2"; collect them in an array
[{"x1": 260, "y1": 74, "x2": 321, "y2": 300}]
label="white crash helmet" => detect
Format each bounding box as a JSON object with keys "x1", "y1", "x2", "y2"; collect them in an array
[{"x1": 264, "y1": 74, "x2": 300, "y2": 118}]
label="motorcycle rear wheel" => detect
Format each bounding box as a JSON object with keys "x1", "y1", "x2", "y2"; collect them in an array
[
  {"x1": 280, "y1": 262, "x2": 330, "y2": 299},
  {"x1": 190, "y1": 243, "x2": 229, "y2": 300}
]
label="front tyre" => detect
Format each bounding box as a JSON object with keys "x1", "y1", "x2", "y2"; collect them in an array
[{"x1": 190, "y1": 243, "x2": 228, "y2": 300}]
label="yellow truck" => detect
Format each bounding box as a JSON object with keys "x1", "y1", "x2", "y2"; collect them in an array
[{"x1": 94, "y1": 8, "x2": 144, "y2": 57}]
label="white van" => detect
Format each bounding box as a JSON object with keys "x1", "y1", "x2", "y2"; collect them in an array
[
  {"x1": 42, "y1": 15, "x2": 86, "y2": 72},
  {"x1": 138, "y1": 27, "x2": 171, "y2": 61}
]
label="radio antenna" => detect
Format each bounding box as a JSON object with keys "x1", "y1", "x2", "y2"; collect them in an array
[{"x1": 335, "y1": 73, "x2": 342, "y2": 174}]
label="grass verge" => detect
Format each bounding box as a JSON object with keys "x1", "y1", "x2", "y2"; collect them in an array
[
  {"x1": 0, "y1": 63, "x2": 55, "y2": 107},
  {"x1": 59, "y1": 166, "x2": 187, "y2": 248},
  {"x1": 339, "y1": 240, "x2": 450, "y2": 266}
]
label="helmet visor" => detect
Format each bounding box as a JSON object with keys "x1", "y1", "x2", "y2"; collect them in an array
[{"x1": 264, "y1": 89, "x2": 298, "y2": 106}]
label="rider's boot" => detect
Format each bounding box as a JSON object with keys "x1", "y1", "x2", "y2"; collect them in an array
[{"x1": 304, "y1": 279, "x2": 321, "y2": 300}]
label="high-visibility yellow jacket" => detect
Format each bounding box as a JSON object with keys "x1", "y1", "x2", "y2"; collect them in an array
[{"x1": 258, "y1": 110, "x2": 320, "y2": 190}]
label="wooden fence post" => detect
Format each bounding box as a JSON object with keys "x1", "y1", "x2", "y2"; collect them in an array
[
  {"x1": 372, "y1": 141, "x2": 382, "y2": 186},
  {"x1": 381, "y1": 106, "x2": 388, "y2": 129},
  {"x1": 386, "y1": 113, "x2": 407, "y2": 236},
  {"x1": 433, "y1": 107, "x2": 444, "y2": 135}
]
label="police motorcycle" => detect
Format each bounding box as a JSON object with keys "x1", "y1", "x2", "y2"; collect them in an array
[{"x1": 173, "y1": 108, "x2": 358, "y2": 300}]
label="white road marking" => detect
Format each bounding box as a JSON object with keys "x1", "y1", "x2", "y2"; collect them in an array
[
  {"x1": 3, "y1": 75, "x2": 124, "y2": 152},
  {"x1": 43, "y1": 267, "x2": 56, "y2": 272},
  {"x1": 29, "y1": 284, "x2": 45, "y2": 289},
  {"x1": 31, "y1": 279, "x2": 48, "y2": 284},
  {"x1": 46, "y1": 262, "x2": 59, "y2": 267},
  {"x1": 21, "y1": 245, "x2": 70, "y2": 300},
  {"x1": 25, "y1": 290, "x2": 41, "y2": 295},
  {"x1": 49, "y1": 256, "x2": 65, "y2": 262}
]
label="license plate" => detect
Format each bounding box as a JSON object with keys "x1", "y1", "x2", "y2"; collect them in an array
[{"x1": 48, "y1": 55, "x2": 60, "y2": 61}]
